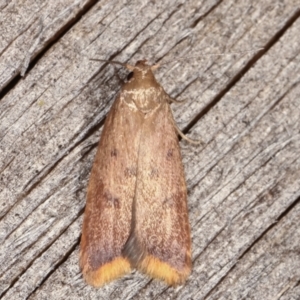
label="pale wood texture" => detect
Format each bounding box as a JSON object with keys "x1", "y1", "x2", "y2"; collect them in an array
[{"x1": 1, "y1": 0, "x2": 300, "y2": 299}]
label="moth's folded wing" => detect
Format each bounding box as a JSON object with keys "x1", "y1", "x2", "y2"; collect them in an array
[
  {"x1": 124, "y1": 102, "x2": 191, "y2": 286},
  {"x1": 80, "y1": 96, "x2": 142, "y2": 287}
]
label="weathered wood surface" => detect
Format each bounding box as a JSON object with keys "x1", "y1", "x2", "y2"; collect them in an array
[{"x1": 1, "y1": 0, "x2": 300, "y2": 299}]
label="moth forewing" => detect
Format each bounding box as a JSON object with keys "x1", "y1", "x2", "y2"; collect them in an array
[{"x1": 80, "y1": 95, "x2": 143, "y2": 287}]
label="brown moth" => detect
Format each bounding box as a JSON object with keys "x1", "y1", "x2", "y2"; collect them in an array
[{"x1": 80, "y1": 60, "x2": 191, "y2": 287}]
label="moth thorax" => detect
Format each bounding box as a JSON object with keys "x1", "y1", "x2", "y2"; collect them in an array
[{"x1": 131, "y1": 87, "x2": 163, "y2": 113}]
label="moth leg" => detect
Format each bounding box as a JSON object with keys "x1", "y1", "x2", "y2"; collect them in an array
[
  {"x1": 174, "y1": 124, "x2": 203, "y2": 145},
  {"x1": 168, "y1": 97, "x2": 187, "y2": 104}
]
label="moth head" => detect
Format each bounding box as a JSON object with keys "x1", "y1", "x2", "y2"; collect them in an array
[
  {"x1": 89, "y1": 58, "x2": 161, "y2": 88},
  {"x1": 125, "y1": 60, "x2": 160, "y2": 88}
]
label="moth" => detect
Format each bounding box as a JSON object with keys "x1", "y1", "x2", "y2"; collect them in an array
[{"x1": 80, "y1": 60, "x2": 191, "y2": 287}]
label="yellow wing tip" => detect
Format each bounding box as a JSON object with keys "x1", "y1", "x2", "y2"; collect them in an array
[
  {"x1": 82, "y1": 257, "x2": 131, "y2": 287},
  {"x1": 139, "y1": 255, "x2": 191, "y2": 286}
]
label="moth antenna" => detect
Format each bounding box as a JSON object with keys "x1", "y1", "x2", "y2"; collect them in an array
[
  {"x1": 90, "y1": 58, "x2": 135, "y2": 70},
  {"x1": 159, "y1": 47, "x2": 264, "y2": 66}
]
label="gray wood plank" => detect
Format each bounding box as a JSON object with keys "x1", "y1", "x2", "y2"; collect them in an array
[{"x1": 0, "y1": 0, "x2": 95, "y2": 91}]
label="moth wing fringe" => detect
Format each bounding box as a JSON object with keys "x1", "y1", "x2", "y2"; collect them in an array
[
  {"x1": 138, "y1": 255, "x2": 191, "y2": 286},
  {"x1": 81, "y1": 257, "x2": 131, "y2": 287}
]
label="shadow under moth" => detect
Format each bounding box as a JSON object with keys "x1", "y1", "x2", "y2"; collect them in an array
[{"x1": 80, "y1": 60, "x2": 191, "y2": 287}]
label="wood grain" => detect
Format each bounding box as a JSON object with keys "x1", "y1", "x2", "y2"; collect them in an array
[{"x1": 0, "y1": 0, "x2": 299, "y2": 299}]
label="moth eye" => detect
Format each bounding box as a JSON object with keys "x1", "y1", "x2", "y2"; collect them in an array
[{"x1": 127, "y1": 72, "x2": 133, "y2": 81}]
